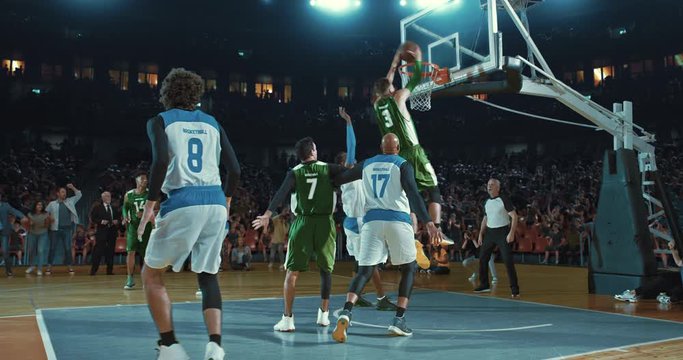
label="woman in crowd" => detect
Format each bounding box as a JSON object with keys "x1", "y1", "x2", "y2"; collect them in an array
[{"x1": 25, "y1": 201, "x2": 53, "y2": 275}]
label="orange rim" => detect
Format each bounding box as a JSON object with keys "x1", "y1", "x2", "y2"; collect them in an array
[{"x1": 398, "y1": 62, "x2": 450, "y2": 85}]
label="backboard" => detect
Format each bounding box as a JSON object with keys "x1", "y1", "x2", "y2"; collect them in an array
[{"x1": 400, "y1": 0, "x2": 503, "y2": 92}]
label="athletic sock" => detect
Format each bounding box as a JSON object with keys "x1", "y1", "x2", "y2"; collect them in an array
[
  {"x1": 159, "y1": 331, "x2": 177, "y2": 346},
  {"x1": 209, "y1": 334, "x2": 221, "y2": 346},
  {"x1": 343, "y1": 301, "x2": 354, "y2": 312},
  {"x1": 395, "y1": 307, "x2": 406, "y2": 318}
]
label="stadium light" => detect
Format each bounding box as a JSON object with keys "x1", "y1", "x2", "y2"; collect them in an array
[
  {"x1": 309, "y1": 0, "x2": 362, "y2": 12},
  {"x1": 400, "y1": 0, "x2": 407, "y2": 6},
  {"x1": 415, "y1": 0, "x2": 451, "y2": 9}
]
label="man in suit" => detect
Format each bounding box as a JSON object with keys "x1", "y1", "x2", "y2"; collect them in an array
[{"x1": 90, "y1": 191, "x2": 120, "y2": 275}]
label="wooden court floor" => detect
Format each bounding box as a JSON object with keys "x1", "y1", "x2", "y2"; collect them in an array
[{"x1": 1, "y1": 262, "x2": 682, "y2": 359}]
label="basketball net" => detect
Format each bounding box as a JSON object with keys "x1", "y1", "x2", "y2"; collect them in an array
[{"x1": 399, "y1": 62, "x2": 449, "y2": 112}]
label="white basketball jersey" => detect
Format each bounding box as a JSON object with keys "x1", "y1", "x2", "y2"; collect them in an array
[
  {"x1": 159, "y1": 109, "x2": 222, "y2": 194},
  {"x1": 362, "y1": 155, "x2": 410, "y2": 215},
  {"x1": 341, "y1": 179, "x2": 365, "y2": 218}
]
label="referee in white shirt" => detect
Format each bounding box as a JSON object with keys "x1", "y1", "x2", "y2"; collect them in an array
[{"x1": 474, "y1": 178, "x2": 520, "y2": 297}]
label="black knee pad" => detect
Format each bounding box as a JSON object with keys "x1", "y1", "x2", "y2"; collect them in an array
[
  {"x1": 320, "y1": 270, "x2": 332, "y2": 300},
  {"x1": 426, "y1": 186, "x2": 443, "y2": 204},
  {"x1": 348, "y1": 265, "x2": 375, "y2": 295},
  {"x1": 398, "y1": 261, "x2": 418, "y2": 298},
  {"x1": 197, "y1": 272, "x2": 222, "y2": 311}
]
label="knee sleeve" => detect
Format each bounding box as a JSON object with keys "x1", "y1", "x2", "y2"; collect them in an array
[
  {"x1": 197, "y1": 272, "x2": 222, "y2": 311},
  {"x1": 427, "y1": 186, "x2": 443, "y2": 205},
  {"x1": 320, "y1": 270, "x2": 332, "y2": 300},
  {"x1": 398, "y1": 261, "x2": 418, "y2": 298},
  {"x1": 348, "y1": 265, "x2": 375, "y2": 295}
]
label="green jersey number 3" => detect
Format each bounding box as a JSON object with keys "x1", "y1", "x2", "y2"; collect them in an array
[{"x1": 381, "y1": 109, "x2": 394, "y2": 128}]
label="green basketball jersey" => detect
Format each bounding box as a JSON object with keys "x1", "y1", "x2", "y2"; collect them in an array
[
  {"x1": 374, "y1": 96, "x2": 420, "y2": 150},
  {"x1": 123, "y1": 188, "x2": 148, "y2": 226},
  {"x1": 292, "y1": 161, "x2": 335, "y2": 216}
]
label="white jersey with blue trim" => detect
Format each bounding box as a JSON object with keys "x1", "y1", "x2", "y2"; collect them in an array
[
  {"x1": 159, "y1": 109, "x2": 222, "y2": 194},
  {"x1": 341, "y1": 179, "x2": 365, "y2": 218},
  {"x1": 362, "y1": 154, "x2": 410, "y2": 216}
]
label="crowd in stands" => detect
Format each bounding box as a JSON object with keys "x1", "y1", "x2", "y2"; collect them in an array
[{"x1": 2, "y1": 62, "x2": 683, "y2": 273}]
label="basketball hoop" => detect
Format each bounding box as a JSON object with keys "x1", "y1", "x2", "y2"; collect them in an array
[{"x1": 399, "y1": 62, "x2": 450, "y2": 112}]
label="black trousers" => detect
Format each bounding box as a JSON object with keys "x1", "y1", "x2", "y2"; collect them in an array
[
  {"x1": 479, "y1": 226, "x2": 519, "y2": 293},
  {"x1": 636, "y1": 271, "x2": 683, "y2": 301},
  {"x1": 91, "y1": 228, "x2": 116, "y2": 274}
]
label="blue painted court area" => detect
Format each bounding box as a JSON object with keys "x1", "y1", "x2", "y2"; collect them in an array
[{"x1": 39, "y1": 291, "x2": 683, "y2": 359}]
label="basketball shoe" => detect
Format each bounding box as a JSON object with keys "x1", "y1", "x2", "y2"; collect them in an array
[
  {"x1": 332, "y1": 309, "x2": 352, "y2": 343},
  {"x1": 157, "y1": 343, "x2": 190, "y2": 360},
  {"x1": 388, "y1": 316, "x2": 413, "y2": 336},
  {"x1": 317, "y1": 308, "x2": 330, "y2": 326},
  {"x1": 415, "y1": 240, "x2": 430, "y2": 269},
  {"x1": 204, "y1": 342, "x2": 225, "y2": 360},
  {"x1": 273, "y1": 314, "x2": 295, "y2": 332}
]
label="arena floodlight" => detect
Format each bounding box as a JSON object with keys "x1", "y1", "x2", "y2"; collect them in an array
[
  {"x1": 415, "y1": 0, "x2": 451, "y2": 9},
  {"x1": 310, "y1": 0, "x2": 362, "y2": 12},
  {"x1": 400, "y1": 0, "x2": 407, "y2": 6}
]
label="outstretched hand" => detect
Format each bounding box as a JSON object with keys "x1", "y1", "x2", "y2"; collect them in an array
[
  {"x1": 425, "y1": 222, "x2": 443, "y2": 246},
  {"x1": 252, "y1": 211, "x2": 273, "y2": 231}
]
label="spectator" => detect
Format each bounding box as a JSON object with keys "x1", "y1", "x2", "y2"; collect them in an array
[
  {"x1": 25, "y1": 201, "x2": 52, "y2": 276},
  {"x1": 231, "y1": 235, "x2": 252, "y2": 271},
  {"x1": 428, "y1": 244, "x2": 450, "y2": 275},
  {"x1": 0, "y1": 192, "x2": 26, "y2": 276},
  {"x1": 45, "y1": 183, "x2": 82, "y2": 275},
  {"x1": 72, "y1": 225, "x2": 94, "y2": 265},
  {"x1": 615, "y1": 242, "x2": 683, "y2": 304},
  {"x1": 90, "y1": 191, "x2": 121, "y2": 275},
  {"x1": 268, "y1": 210, "x2": 290, "y2": 270},
  {"x1": 542, "y1": 223, "x2": 565, "y2": 265},
  {"x1": 461, "y1": 229, "x2": 498, "y2": 283}
]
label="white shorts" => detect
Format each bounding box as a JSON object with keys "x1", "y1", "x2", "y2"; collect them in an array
[
  {"x1": 145, "y1": 204, "x2": 228, "y2": 274},
  {"x1": 343, "y1": 217, "x2": 363, "y2": 257},
  {"x1": 357, "y1": 220, "x2": 415, "y2": 266}
]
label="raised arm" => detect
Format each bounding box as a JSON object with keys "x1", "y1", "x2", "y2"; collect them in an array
[
  {"x1": 339, "y1": 107, "x2": 356, "y2": 166},
  {"x1": 386, "y1": 50, "x2": 402, "y2": 85}
]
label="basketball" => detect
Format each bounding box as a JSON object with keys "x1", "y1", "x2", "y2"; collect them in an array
[{"x1": 399, "y1": 41, "x2": 422, "y2": 63}]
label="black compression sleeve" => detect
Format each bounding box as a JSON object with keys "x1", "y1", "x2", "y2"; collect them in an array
[
  {"x1": 267, "y1": 171, "x2": 296, "y2": 213},
  {"x1": 333, "y1": 161, "x2": 364, "y2": 186},
  {"x1": 400, "y1": 163, "x2": 431, "y2": 223},
  {"x1": 218, "y1": 125, "x2": 241, "y2": 198},
  {"x1": 146, "y1": 116, "x2": 169, "y2": 201}
]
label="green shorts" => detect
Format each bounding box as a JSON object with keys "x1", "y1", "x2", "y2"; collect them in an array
[
  {"x1": 126, "y1": 223, "x2": 152, "y2": 255},
  {"x1": 400, "y1": 144, "x2": 438, "y2": 191},
  {"x1": 285, "y1": 215, "x2": 336, "y2": 273}
]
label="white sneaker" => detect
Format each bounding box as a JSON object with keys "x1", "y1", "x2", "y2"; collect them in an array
[
  {"x1": 196, "y1": 289, "x2": 203, "y2": 297},
  {"x1": 614, "y1": 290, "x2": 638, "y2": 303},
  {"x1": 657, "y1": 292, "x2": 671, "y2": 305},
  {"x1": 157, "y1": 343, "x2": 190, "y2": 360},
  {"x1": 26, "y1": 266, "x2": 35, "y2": 274},
  {"x1": 204, "y1": 342, "x2": 225, "y2": 360},
  {"x1": 316, "y1": 308, "x2": 330, "y2": 327},
  {"x1": 492, "y1": 277, "x2": 498, "y2": 284},
  {"x1": 468, "y1": 273, "x2": 477, "y2": 282},
  {"x1": 273, "y1": 314, "x2": 295, "y2": 332},
  {"x1": 268, "y1": 262, "x2": 273, "y2": 268},
  {"x1": 36, "y1": 270, "x2": 43, "y2": 276}
]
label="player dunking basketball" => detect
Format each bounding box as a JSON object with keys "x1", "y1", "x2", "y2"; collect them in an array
[
  {"x1": 372, "y1": 44, "x2": 449, "y2": 248},
  {"x1": 137, "y1": 68, "x2": 241, "y2": 360}
]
